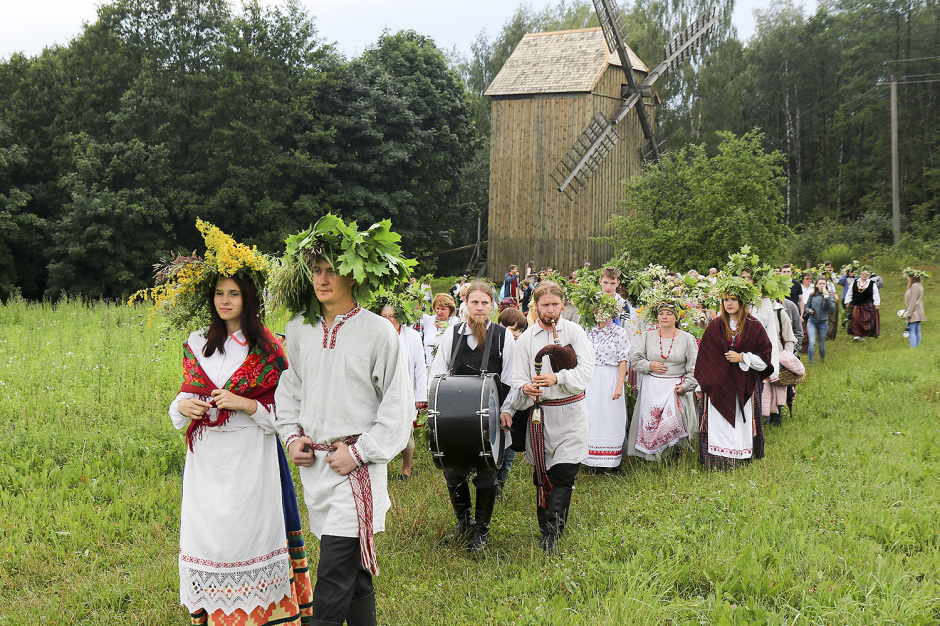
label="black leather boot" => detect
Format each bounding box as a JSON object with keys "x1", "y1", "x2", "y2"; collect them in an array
[
  {"x1": 446, "y1": 481, "x2": 473, "y2": 541},
  {"x1": 543, "y1": 486, "x2": 573, "y2": 555},
  {"x1": 346, "y1": 591, "x2": 376, "y2": 626},
  {"x1": 469, "y1": 485, "x2": 498, "y2": 552},
  {"x1": 536, "y1": 504, "x2": 549, "y2": 550}
]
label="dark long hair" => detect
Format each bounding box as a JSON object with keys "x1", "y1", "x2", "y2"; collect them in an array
[{"x1": 203, "y1": 274, "x2": 269, "y2": 358}]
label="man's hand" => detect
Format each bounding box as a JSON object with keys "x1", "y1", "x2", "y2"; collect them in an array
[
  {"x1": 500, "y1": 412, "x2": 513, "y2": 429},
  {"x1": 533, "y1": 372, "x2": 557, "y2": 387},
  {"x1": 326, "y1": 441, "x2": 358, "y2": 476},
  {"x1": 288, "y1": 436, "x2": 315, "y2": 467},
  {"x1": 523, "y1": 383, "x2": 542, "y2": 401}
]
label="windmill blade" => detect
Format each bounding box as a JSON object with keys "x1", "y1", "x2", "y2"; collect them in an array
[
  {"x1": 593, "y1": 0, "x2": 659, "y2": 160},
  {"x1": 642, "y1": 9, "x2": 718, "y2": 88},
  {"x1": 640, "y1": 133, "x2": 667, "y2": 161},
  {"x1": 554, "y1": 92, "x2": 642, "y2": 195},
  {"x1": 552, "y1": 112, "x2": 621, "y2": 198}
]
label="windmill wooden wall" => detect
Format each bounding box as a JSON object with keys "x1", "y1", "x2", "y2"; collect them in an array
[{"x1": 486, "y1": 28, "x2": 655, "y2": 278}]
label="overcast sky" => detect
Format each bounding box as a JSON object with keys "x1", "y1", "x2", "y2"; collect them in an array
[{"x1": 1, "y1": 0, "x2": 816, "y2": 61}]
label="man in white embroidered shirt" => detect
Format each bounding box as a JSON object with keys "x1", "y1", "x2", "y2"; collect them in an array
[
  {"x1": 508, "y1": 280, "x2": 595, "y2": 554},
  {"x1": 273, "y1": 223, "x2": 413, "y2": 626}
]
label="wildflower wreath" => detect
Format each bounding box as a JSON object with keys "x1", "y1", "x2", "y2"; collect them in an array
[
  {"x1": 567, "y1": 275, "x2": 619, "y2": 329},
  {"x1": 715, "y1": 273, "x2": 762, "y2": 308},
  {"x1": 128, "y1": 219, "x2": 268, "y2": 330},
  {"x1": 724, "y1": 246, "x2": 790, "y2": 301},
  {"x1": 370, "y1": 281, "x2": 427, "y2": 326},
  {"x1": 268, "y1": 213, "x2": 416, "y2": 324},
  {"x1": 903, "y1": 267, "x2": 930, "y2": 280}
]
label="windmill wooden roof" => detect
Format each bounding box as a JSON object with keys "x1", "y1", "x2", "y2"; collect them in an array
[{"x1": 485, "y1": 27, "x2": 649, "y2": 97}]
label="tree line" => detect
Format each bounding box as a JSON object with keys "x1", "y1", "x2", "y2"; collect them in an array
[{"x1": 2, "y1": 0, "x2": 938, "y2": 300}]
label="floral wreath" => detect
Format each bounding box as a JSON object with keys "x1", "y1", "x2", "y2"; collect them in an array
[
  {"x1": 370, "y1": 281, "x2": 427, "y2": 326},
  {"x1": 128, "y1": 219, "x2": 268, "y2": 330},
  {"x1": 840, "y1": 260, "x2": 861, "y2": 276},
  {"x1": 567, "y1": 275, "x2": 619, "y2": 328},
  {"x1": 724, "y1": 245, "x2": 790, "y2": 301},
  {"x1": 636, "y1": 278, "x2": 707, "y2": 329},
  {"x1": 715, "y1": 274, "x2": 762, "y2": 308},
  {"x1": 268, "y1": 213, "x2": 416, "y2": 324},
  {"x1": 903, "y1": 267, "x2": 930, "y2": 279}
]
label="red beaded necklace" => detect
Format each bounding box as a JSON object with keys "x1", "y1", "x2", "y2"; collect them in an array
[{"x1": 658, "y1": 327, "x2": 678, "y2": 360}]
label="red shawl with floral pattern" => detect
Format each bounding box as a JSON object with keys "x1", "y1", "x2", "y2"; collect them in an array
[{"x1": 180, "y1": 328, "x2": 288, "y2": 450}]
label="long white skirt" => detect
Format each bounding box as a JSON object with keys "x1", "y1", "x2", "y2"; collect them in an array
[
  {"x1": 179, "y1": 422, "x2": 292, "y2": 615},
  {"x1": 584, "y1": 364, "x2": 627, "y2": 468},
  {"x1": 705, "y1": 396, "x2": 754, "y2": 459}
]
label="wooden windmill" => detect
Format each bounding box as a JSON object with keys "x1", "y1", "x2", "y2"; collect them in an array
[
  {"x1": 481, "y1": 2, "x2": 716, "y2": 277},
  {"x1": 553, "y1": 1, "x2": 717, "y2": 197}
]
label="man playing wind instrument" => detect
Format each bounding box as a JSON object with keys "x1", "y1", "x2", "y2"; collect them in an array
[
  {"x1": 269, "y1": 215, "x2": 415, "y2": 626},
  {"x1": 507, "y1": 281, "x2": 595, "y2": 553}
]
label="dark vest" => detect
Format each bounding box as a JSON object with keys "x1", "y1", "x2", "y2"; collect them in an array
[
  {"x1": 450, "y1": 323, "x2": 506, "y2": 377},
  {"x1": 851, "y1": 280, "x2": 875, "y2": 305}
]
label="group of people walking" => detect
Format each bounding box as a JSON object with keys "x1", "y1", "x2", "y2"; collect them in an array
[{"x1": 143, "y1": 218, "x2": 928, "y2": 625}]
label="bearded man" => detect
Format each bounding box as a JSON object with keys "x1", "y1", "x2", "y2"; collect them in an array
[
  {"x1": 429, "y1": 281, "x2": 518, "y2": 551},
  {"x1": 507, "y1": 281, "x2": 595, "y2": 553}
]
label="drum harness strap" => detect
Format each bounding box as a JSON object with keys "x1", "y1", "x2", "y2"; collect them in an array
[
  {"x1": 447, "y1": 321, "x2": 498, "y2": 375},
  {"x1": 308, "y1": 435, "x2": 379, "y2": 576}
]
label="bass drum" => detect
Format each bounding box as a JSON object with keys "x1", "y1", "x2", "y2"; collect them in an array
[{"x1": 427, "y1": 373, "x2": 505, "y2": 471}]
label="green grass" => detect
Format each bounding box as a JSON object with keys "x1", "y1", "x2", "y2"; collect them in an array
[{"x1": 1, "y1": 270, "x2": 938, "y2": 624}]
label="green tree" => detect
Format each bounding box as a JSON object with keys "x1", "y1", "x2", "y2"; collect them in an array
[
  {"x1": 319, "y1": 30, "x2": 474, "y2": 256},
  {"x1": 605, "y1": 130, "x2": 789, "y2": 271}
]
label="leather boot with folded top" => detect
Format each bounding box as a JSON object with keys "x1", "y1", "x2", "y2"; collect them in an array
[
  {"x1": 446, "y1": 481, "x2": 473, "y2": 542},
  {"x1": 468, "y1": 485, "x2": 497, "y2": 552},
  {"x1": 541, "y1": 486, "x2": 573, "y2": 555}
]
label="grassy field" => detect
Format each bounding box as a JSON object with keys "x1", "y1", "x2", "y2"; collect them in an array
[{"x1": 1, "y1": 270, "x2": 938, "y2": 624}]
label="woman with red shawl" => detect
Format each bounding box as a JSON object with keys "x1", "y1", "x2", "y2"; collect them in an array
[
  {"x1": 694, "y1": 276, "x2": 774, "y2": 470},
  {"x1": 142, "y1": 221, "x2": 313, "y2": 625}
]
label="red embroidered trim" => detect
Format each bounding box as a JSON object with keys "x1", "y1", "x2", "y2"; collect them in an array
[
  {"x1": 321, "y1": 305, "x2": 362, "y2": 349},
  {"x1": 707, "y1": 444, "x2": 752, "y2": 457},
  {"x1": 540, "y1": 392, "x2": 585, "y2": 407},
  {"x1": 180, "y1": 546, "x2": 288, "y2": 568},
  {"x1": 310, "y1": 435, "x2": 378, "y2": 575},
  {"x1": 587, "y1": 448, "x2": 623, "y2": 456}
]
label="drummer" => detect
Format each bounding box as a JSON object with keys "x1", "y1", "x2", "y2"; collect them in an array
[{"x1": 429, "y1": 281, "x2": 518, "y2": 552}]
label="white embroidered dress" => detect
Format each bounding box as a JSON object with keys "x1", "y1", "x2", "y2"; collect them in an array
[
  {"x1": 702, "y1": 320, "x2": 767, "y2": 459},
  {"x1": 169, "y1": 330, "x2": 291, "y2": 616},
  {"x1": 583, "y1": 323, "x2": 631, "y2": 467}
]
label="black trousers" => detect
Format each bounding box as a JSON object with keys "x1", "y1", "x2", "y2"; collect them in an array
[
  {"x1": 443, "y1": 466, "x2": 498, "y2": 489},
  {"x1": 313, "y1": 535, "x2": 373, "y2": 623},
  {"x1": 532, "y1": 462, "x2": 579, "y2": 490}
]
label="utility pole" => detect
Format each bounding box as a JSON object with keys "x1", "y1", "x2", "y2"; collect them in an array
[{"x1": 890, "y1": 73, "x2": 901, "y2": 245}]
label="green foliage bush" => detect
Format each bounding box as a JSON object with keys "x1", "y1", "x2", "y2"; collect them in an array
[{"x1": 604, "y1": 130, "x2": 789, "y2": 271}]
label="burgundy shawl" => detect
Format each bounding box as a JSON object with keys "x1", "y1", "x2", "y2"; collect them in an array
[{"x1": 694, "y1": 315, "x2": 773, "y2": 426}]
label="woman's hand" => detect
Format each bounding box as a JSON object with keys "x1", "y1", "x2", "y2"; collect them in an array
[
  {"x1": 178, "y1": 398, "x2": 211, "y2": 421},
  {"x1": 724, "y1": 350, "x2": 744, "y2": 363},
  {"x1": 675, "y1": 385, "x2": 685, "y2": 395},
  {"x1": 612, "y1": 384, "x2": 623, "y2": 400},
  {"x1": 695, "y1": 391, "x2": 704, "y2": 401},
  {"x1": 649, "y1": 361, "x2": 668, "y2": 374},
  {"x1": 211, "y1": 389, "x2": 257, "y2": 415}
]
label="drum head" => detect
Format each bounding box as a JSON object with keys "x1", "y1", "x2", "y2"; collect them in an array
[{"x1": 428, "y1": 374, "x2": 504, "y2": 470}]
